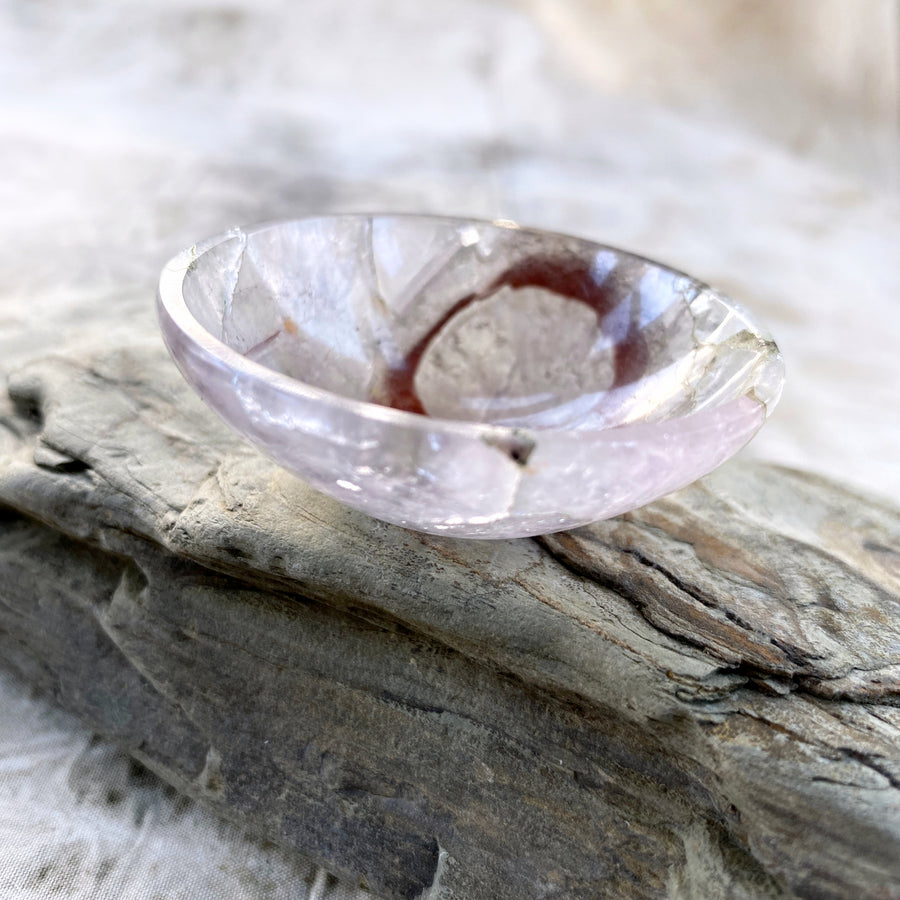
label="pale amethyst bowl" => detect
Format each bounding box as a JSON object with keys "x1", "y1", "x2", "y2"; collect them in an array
[{"x1": 157, "y1": 215, "x2": 784, "y2": 538}]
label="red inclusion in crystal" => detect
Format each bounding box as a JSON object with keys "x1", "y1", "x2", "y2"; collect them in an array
[{"x1": 381, "y1": 253, "x2": 648, "y2": 416}]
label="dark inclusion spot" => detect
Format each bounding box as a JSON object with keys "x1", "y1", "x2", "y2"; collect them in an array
[
  {"x1": 483, "y1": 431, "x2": 536, "y2": 467},
  {"x1": 379, "y1": 250, "x2": 649, "y2": 417},
  {"x1": 508, "y1": 443, "x2": 532, "y2": 466}
]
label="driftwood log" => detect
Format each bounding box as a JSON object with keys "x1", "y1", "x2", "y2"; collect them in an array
[{"x1": 1, "y1": 342, "x2": 899, "y2": 899}]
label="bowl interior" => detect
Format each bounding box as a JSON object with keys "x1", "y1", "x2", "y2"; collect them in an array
[{"x1": 182, "y1": 216, "x2": 781, "y2": 430}]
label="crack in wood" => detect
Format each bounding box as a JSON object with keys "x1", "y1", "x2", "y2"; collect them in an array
[{"x1": 2, "y1": 347, "x2": 900, "y2": 898}]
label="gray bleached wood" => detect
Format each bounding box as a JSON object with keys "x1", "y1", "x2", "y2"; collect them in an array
[{"x1": 1, "y1": 342, "x2": 899, "y2": 899}]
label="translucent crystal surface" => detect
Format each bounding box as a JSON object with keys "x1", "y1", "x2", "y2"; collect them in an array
[{"x1": 158, "y1": 216, "x2": 784, "y2": 538}]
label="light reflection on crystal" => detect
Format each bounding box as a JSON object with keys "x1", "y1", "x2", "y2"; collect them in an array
[{"x1": 161, "y1": 215, "x2": 784, "y2": 538}]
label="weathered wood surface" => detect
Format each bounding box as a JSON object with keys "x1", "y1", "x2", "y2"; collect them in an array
[{"x1": 1, "y1": 341, "x2": 899, "y2": 899}]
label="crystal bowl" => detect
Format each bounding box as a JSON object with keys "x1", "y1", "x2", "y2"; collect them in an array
[{"x1": 157, "y1": 215, "x2": 784, "y2": 539}]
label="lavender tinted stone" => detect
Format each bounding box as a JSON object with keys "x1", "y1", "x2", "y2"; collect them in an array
[{"x1": 157, "y1": 215, "x2": 784, "y2": 538}]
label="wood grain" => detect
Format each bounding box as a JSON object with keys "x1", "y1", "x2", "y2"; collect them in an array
[{"x1": 1, "y1": 342, "x2": 898, "y2": 898}]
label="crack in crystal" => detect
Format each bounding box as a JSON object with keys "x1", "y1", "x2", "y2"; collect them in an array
[{"x1": 221, "y1": 226, "x2": 248, "y2": 345}]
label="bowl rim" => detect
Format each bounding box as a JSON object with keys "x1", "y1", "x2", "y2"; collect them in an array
[{"x1": 157, "y1": 212, "x2": 778, "y2": 442}]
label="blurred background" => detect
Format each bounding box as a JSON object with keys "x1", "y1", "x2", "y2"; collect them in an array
[{"x1": 1, "y1": 0, "x2": 899, "y2": 897}]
